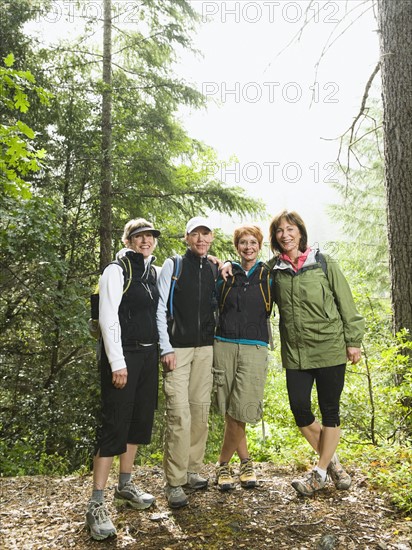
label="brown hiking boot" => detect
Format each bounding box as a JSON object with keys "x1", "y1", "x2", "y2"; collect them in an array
[{"x1": 327, "y1": 455, "x2": 352, "y2": 490}]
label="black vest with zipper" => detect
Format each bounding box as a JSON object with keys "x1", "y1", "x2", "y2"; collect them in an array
[
  {"x1": 217, "y1": 262, "x2": 271, "y2": 343},
  {"x1": 167, "y1": 248, "x2": 217, "y2": 348},
  {"x1": 117, "y1": 251, "x2": 159, "y2": 349}
]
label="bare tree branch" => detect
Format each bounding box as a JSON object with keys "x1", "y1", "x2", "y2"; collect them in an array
[{"x1": 335, "y1": 61, "x2": 381, "y2": 181}]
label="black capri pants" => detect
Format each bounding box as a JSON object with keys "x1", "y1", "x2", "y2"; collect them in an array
[
  {"x1": 286, "y1": 364, "x2": 346, "y2": 428},
  {"x1": 96, "y1": 344, "x2": 159, "y2": 457}
]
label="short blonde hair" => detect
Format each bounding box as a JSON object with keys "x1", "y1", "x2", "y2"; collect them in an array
[
  {"x1": 233, "y1": 224, "x2": 264, "y2": 249},
  {"x1": 122, "y1": 218, "x2": 156, "y2": 245}
]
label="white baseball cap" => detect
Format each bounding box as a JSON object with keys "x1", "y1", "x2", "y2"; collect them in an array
[{"x1": 185, "y1": 216, "x2": 213, "y2": 234}]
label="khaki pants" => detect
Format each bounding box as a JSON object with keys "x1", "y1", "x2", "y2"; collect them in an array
[{"x1": 162, "y1": 346, "x2": 213, "y2": 486}]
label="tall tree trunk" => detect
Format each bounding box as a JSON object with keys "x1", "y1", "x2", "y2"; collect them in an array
[
  {"x1": 100, "y1": 0, "x2": 113, "y2": 270},
  {"x1": 378, "y1": 0, "x2": 412, "y2": 335}
]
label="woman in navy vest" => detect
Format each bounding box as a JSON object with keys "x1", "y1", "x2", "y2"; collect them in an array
[
  {"x1": 86, "y1": 219, "x2": 160, "y2": 541},
  {"x1": 213, "y1": 224, "x2": 272, "y2": 491}
]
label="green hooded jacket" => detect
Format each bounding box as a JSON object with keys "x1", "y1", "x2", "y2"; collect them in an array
[{"x1": 271, "y1": 249, "x2": 365, "y2": 370}]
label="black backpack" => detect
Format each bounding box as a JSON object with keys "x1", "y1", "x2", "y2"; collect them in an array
[
  {"x1": 88, "y1": 256, "x2": 133, "y2": 339},
  {"x1": 219, "y1": 263, "x2": 273, "y2": 316}
]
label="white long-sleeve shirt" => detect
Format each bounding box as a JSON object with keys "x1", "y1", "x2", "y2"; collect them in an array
[{"x1": 156, "y1": 258, "x2": 175, "y2": 356}]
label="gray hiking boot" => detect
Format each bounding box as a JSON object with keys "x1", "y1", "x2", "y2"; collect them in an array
[
  {"x1": 86, "y1": 501, "x2": 116, "y2": 541},
  {"x1": 327, "y1": 454, "x2": 352, "y2": 490},
  {"x1": 114, "y1": 481, "x2": 155, "y2": 509},
  {"x1": 186, "y1": 472, "x2": 208, "y2": 489},
  {"x1": 165, "y1": 484, "x2": 189, "y2": 508}
]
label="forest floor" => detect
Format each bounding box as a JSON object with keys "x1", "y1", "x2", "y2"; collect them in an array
[{"x1": 0, "y1": 462, "x2": 411, "y2": 550}]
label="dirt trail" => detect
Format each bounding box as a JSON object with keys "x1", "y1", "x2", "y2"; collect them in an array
[{"x1": 0, "y1": 463, "x2": 411, "y2": 549}]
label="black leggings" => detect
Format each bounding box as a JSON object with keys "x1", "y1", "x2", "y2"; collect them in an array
[{"x1": 286, "y1": 364, "x2": 346, "y2": 428}]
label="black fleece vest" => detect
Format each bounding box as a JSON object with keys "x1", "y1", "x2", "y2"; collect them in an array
[
  {"x1": 118, "y1": 251, "x2": 159, "y2": 349},
  {"x1": 217, "y1": 263, "x2": 271, "y2": 343},
  {"x1": 167, "y1": 249, "x2": 217, "y2": 348}
]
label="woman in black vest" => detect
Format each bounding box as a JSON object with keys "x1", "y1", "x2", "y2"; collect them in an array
[
  {"x1": 86, "y1": 219, "x2": 160, "y2": 541},
  {"x1": 213, "y1": 224, "x2": 272, "y2": 491}
]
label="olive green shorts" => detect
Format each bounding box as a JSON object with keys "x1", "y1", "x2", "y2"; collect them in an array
[{"x1": 212, "y1": 340, "x2": 268, "y2": 424}]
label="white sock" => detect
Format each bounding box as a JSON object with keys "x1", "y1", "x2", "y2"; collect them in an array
[{"x1": 314, "y1": 466, "x2": 327, "y2": 481}]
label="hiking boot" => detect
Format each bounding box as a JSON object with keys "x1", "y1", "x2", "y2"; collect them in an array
[
  {"x1": 327, "y1": 455, "x2": 352, "y2": 490},
  {"x1": 186, "y1": 472, "x2": 208, "y2": 490},
  {"x1": 86, "y1": 501, "x2": 117, "y2": 541},
  {"x1": 239, "y1": 458, "x2": 257, "y2": 488},
  {"x1": 216, "y1": 463, "x2": 235, "y2": 491},
  {"x1": 291, "y1": 470, "x2": 326, "y2": 497},
  {"x1": 165, "y1": 484, "x2": 189, "y2": 508},
  {"x1": 114, "y1": 481, "x2": 155, "y2": 509}
]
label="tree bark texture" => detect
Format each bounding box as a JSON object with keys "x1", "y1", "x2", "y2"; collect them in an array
[
  {"x1": 378, "y1": 0, "x2": 412, "y2": 334},
  {"x1": 100, "y1": 0, "x2": 113, "y2": 270}
]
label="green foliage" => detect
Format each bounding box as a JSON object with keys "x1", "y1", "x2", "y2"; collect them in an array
[
  {"x1": 342, "y1": 322, "x2": 412, "y2": 447},
  {"x1": 0, "y1": 437, "x2": 69, "y2": 476},
  {"x1": 0, "y1": 54, "x2": 50, "y2": 198},
  {"x1": 348, "y1": 444, "x2": 412, "y2": 514}
]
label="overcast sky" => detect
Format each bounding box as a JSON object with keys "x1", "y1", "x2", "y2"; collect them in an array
[{"x1": 177, "y1": 0, "x2": 380, "y2": 246}]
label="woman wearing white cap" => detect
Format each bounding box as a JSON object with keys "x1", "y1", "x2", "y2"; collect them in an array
[
  {"x1": 86, "y1": 218, "x2": 161, "y2": 540},
  {"x1": 157, "y1": 216, "x2": 218, "y2": 508}
]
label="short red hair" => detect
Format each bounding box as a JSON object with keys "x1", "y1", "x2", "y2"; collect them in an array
[{"x1": 233, "y1": 224, "x2": 264, "y2": 249}]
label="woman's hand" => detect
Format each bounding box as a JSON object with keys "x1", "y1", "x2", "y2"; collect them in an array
[
  {"x1": 112, "y1": 368, "x2": 128, "y2": 389},
  {"x1": 220, "y1": 261, "x2": 233, "y2": 281},
  {"x1": 207, "y1": 254, "x2": 224, "y2": 270},
  {"x1": 347, "y1": 347, "x2": 361, "y2": 364}
]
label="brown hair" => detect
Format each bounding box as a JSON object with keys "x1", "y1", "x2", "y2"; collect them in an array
[
  {"x1": 233, "y1": 224, "x2": 264, "y2": 249},
  {"x1": 269, "y1": 210, "x2": 308, "y2": 254}
]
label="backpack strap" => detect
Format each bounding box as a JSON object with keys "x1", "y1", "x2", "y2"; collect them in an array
[
  {"x1": 207, "y1": 258, "x2": 219, "y2": 281},
  {"x1": 92, "y1": 256, "x2": 132, "y2": 313},
  {"x1": 219, "y1": 274, "x2": 235, "y2": 312},
  {"x1": 89, "y1": 256, "x2": 132, "y2": 339},
  {"x1": 258, "y1": 264, "x2": 272, "y2": 316},
  {"x1": 258, "y1": 264, "x2": 274, "y2": 350},
  {"x1": 169, "y1": 254, "x2": 182, "y2": 320},
  {"x1": 219, "y1": 264, "x2": 272, "y2": 315},
  {"x1": 315, "y1": 250, "x2": 328, "y2": 279},
  {"x1": 114, "y1": 256, "x2": 133, "y2": 293},
  {"x1": 150, "y1": 264, "x2": 157, "y2": 283}
]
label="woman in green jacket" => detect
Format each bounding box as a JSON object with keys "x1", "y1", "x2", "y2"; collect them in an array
[{"x1": 270, "y1": 210, "x2": 364, "y2": 497}]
